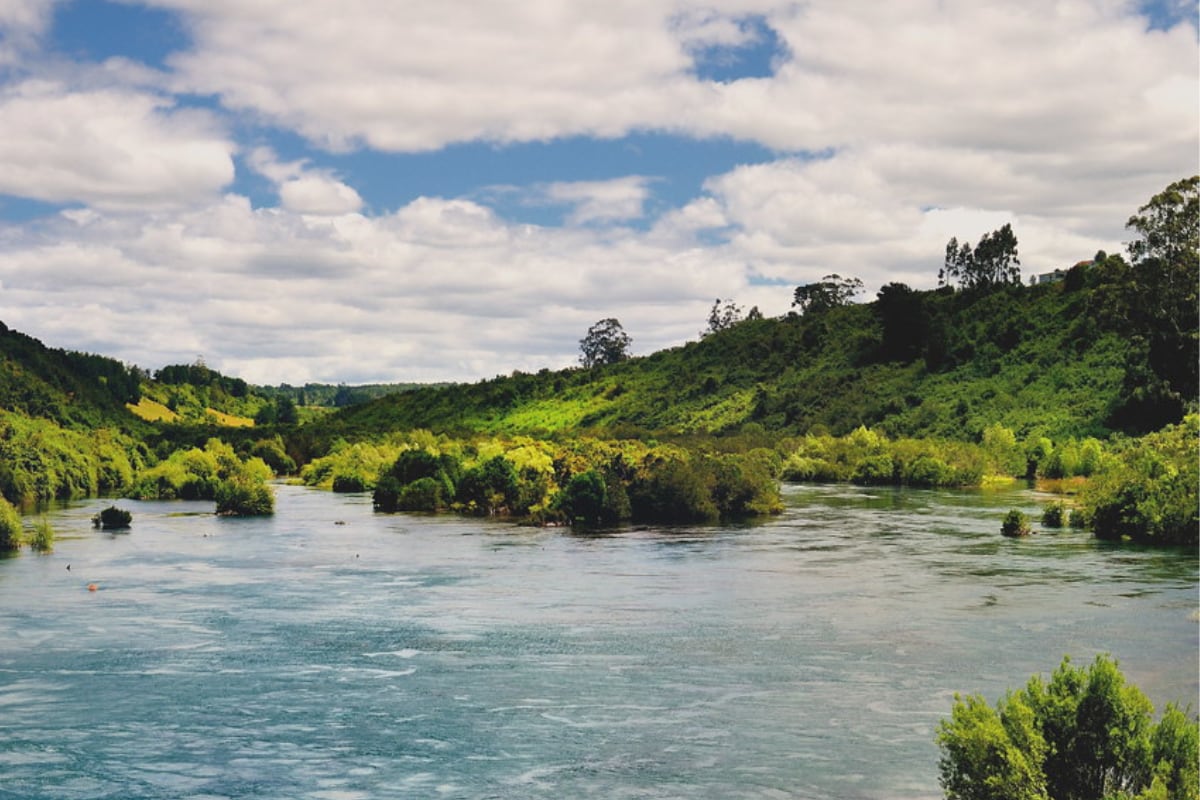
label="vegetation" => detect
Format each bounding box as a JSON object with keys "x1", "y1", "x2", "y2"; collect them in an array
[
  {"x1": 939, "y1": 223, "x2": 1022, "y2": 290},
  {"x1": 1074, "y1": 415, "x2": 1198, "y2": 546},
  {"x1": 92, "y1": 506, "x2": 132, "y2": 530},
  {"x1": 579, "y1": 318, "x2": 632, "y2": 368},
  {"x1": 938, "y1": 654, "x2": 1198, "y2": 800},
  {"x1": 127, "y1": 438, "x2": 275, "y2": 516},
  {"x1": 0, "y1": 496, "x2": 20, "y2": 550},
  {"x1": 1001, "y1": 509, "x2": 1031, "y2": 538},
  {"x1": 27, "y1": 518, "x2": 54, "y2": 552},
  {"x1": 0, "y1": 177, "x2": 1194, "y2": 535}
]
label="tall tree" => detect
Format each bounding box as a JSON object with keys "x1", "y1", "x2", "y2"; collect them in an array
[
  {"x1": 939, "y1": 223, "x2": 1021, "y2": 290},
  {"x1": 579, "y1": 318, "x2": 632, "y2": 368},
  {"x1": 792, "y1": 274, "x2": 863, "y2": 314},
  {"x1": 1123, "y1": 175, "x2": 1199, "y2": 402},
  {"x1": 703, "y1": 298, "x2": 744, "y2": 337}
]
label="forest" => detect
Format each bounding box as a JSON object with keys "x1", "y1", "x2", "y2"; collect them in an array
[{"x1": 0, "y1": 177, "x2": 1195, "y2": 546}]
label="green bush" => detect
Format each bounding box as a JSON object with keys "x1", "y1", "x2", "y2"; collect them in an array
[
  {"x1": 92, "y1": 506, "x2": 132, "y2": 530},
  {"x1": 1079, "y1": 415, "x2": 1198, "y2": 545},
  {"x1": 397, "y1": 476, "x2": 448, "y2": 511},
  {"x1": 215, "y1": 475, "x2": 274, "y2": 516},
  {"x1": 628, "y1": 456, "x2": 718, "y2": 523},
  {"x1": 938, "y1": 654, "x2": 1198, "y2": 800},
  {"x1": 28, "y1": 518, "x2": 53, "y2": 552},
  {"x1": 1001, "y1": 509, "x2": 1031, "y2": 537},
  {"x1": 456, "y1": 456, "x2": 519, "y2": 515},
  {"x1": 0, "y1": 496, "x2": 21, "y2": 550},
  {"x1": 1041, "y1": 502, "x2": 1066, "y2": 528}
]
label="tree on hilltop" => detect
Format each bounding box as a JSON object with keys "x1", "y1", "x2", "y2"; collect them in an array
[
  {"x1": 792, "y1": 274, "x2": 863, "y2": 315},
  {"x1": 579, "y1": 318, "x2": 632, "y2": 368},
  {"x1": 939, "y1": 223, "x2": 1021, "y2": 290}
]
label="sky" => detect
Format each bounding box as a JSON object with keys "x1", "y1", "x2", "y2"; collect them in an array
[{"x1": 0, "y1": 0, "x2": 1196, "y2": 386}]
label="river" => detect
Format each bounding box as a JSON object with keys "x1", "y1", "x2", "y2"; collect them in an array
[{"x1": 0, "y1": 483, "x2": 1196, "y2": 799}]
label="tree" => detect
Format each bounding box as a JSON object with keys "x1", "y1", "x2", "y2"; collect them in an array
[
  {"x1": 792, "y1": 274, "x2": 864, "y2": 314},
  {"x1": 579, "y1": 318, "x2": 631, "y2": 368},
  {"x1": 939, "y1": 224, "x2": 1021, "y2": 290},
  {"x1": 703, "y1": 298, "x2": 744, "y2": 337},
  {"x1": 1122, "y1": 175, "x2": 1199, "y2": 402},
  {"x1": 938, "y1": 654, "x2": 1199, "y2": 800},
  {"x1": 874, "y1": 282, "x2": 927, "y2": 362}
]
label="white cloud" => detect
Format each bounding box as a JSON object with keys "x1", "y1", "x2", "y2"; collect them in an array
[
  {"x1": 0, "y1": 0, "x2": 1195, "y2": 384},
  {"x1": 0, "y1": 79, "x2": 234, "y2": 209},
  {"x1": 540, "y1": 176, "x2": 654, "y2": 225},
  {"x1": 247, "y1": 147, "x2": 363, "y2": 215}
]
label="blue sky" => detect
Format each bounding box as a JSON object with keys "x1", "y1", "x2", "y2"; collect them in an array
[{"x1": 0, "y1": 1, "x2": 1195, "y2": 384}]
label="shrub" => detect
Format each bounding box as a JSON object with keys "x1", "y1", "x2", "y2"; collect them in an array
[
  {"x1": 0, "y1": 496, "x2": 21, "y2": 550},
  {"x1": 397, "y1": 476, "x2": 447, "y2": 512},
  {"x1": 331, "y1": 473, "x2": 369, "y2": 493},
  {"x1": 902, "y1": 454, "x2": 957, "y2": 487},
  {"x1": 28, "y1": 518, "x2": 53, "y2": 552},
  {"x1": 851, "y1": 454, "x2": 895, "y2": 485},
  {"x1": 215, "y1": 476, "x2": 274, "y2": 516},
  {"x1": 1041, "y1": 502, "x2": 1066, "y2": 528},
  {"x1": 93, "y1": 506, "x2": 132, "y2": 530},
  {"x1": 938, "y1": 654, "x2": 1199, "y2": 800},
  {"x1": 1001, "y1": 509, "x2": 1031, "y2": 537},
  {"x1": 628, "y1": 457, "x2": 718, "y2": 523},
  {"x1": 456, "y1": 456, "x2": 519, "y2": 515}
]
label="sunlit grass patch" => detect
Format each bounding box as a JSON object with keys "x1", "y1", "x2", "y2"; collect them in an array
[{"x1": 126, "y1": 397, "x2": 179, "y2": 423}]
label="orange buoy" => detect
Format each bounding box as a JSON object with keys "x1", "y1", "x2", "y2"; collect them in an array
[{"x1": 87, "y1": 583, "x2": 98, "y2": 592}]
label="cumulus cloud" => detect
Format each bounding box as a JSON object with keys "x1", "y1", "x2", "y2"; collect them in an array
[
  {"x1": 247, "y1": 147, "x2": 363, "y2": 215},
  {"x1": 0, "y1": 79, "x2": 234, "y2": 209},
  {"x1": 539, "y1": 176, "x2": 654, "y2": 225},
  {"x1": 0, "y1": 0, "x2": 1195, "y2": 384}
]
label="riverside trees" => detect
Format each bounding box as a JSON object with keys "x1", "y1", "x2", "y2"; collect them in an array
[{"x1": 938, "y1": 655, "x2": 1198, "y2": 800}]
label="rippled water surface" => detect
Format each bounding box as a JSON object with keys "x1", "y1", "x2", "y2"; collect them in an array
[{"x1": 1, "y1": 484, "x2": 1196, "y2": 799}]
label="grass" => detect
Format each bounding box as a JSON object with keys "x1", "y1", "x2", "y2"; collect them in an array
[{"x1": 126, "y1": 397, "x2": 180, "y2": 423}]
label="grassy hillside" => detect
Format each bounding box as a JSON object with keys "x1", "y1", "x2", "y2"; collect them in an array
[{"x1": 300, "y1": 267, "x2": 1179, "y2": 451}]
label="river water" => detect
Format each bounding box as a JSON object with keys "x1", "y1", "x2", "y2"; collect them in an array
[{"x1": 0, "y1": 483, "x2": 1195, "y2": 799}]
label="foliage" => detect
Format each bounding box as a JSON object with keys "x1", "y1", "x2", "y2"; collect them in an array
[
  {"x1": 938, "y1": 654, "x2": 1199, "y2": 800},
  {"x1": 940, "y1": 223, "x2": 1022, "y2": 290},
  {"x1": 1001, "y1": 509, "x2": 1031, "y2": 537},
  {"x1": 0, "y1": 496, "x2": 20, "y2": 550},
  {"x1": 92, "y1": 506, "x2": 132, "y2": 530},
  {"x1": 1076, "y1": 415, "x2": 1198, "y2": 545},
  {"x1": 1120, "y1": 175, "x2": 1199, "y2": 411},
  {"x1": 215, "y1": 474, "x2": 274, "y2": 516},
  {"x1": 27, "y1": 517, "x2": 53, "y2": 552},
  {"x1": 0, "y1": 411, "x2": 141, "y2": 504},
  {"x1": 792, "y1": 274, "x2": 864, "y2": 314},
  {"x1": 128, "y1": 438, "x2": 275, "y2": 516},
  {"x1": 579, "y1": 318, "x2": 632, "y2": 368},
  {"x1": 704, "y1": 298, "x2": 745, "y2": 337},
  {"x1": 1041, "y1": 503, "x2": 1066, "y2": 528}
]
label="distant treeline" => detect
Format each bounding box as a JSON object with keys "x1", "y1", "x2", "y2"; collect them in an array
[{"x1": 260, "y1": 381, "x2": 435, "y2": 408}]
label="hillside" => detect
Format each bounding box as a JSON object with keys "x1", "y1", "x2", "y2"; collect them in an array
[
  {"x1": 298, "y1": 257, "x2": 1191, "y2": 452},
  {"x1": 0, "y1": 321, "x2": 145, "y2": 431}
]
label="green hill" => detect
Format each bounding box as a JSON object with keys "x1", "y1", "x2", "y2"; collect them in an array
[{"x1": 299, "y1": 261, "x2": 1190, "y2": 451}]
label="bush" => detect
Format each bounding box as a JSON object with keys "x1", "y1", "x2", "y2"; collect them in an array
[
  {"x1": 397, "y1": 476, "x2": 448, "y2": 512},
  {"x1": 0, "y1": 496, "x2": 21, "y2": 550},
  {"x1": 1041, "y1": 502, "x2": 1066, "y2": 528},
  {"x1": 28, "y1": 518, "x2": 53, "y2": 552},
  {"x1": 628, "y1": 457, "x2": 718, "y2": 523},
  {"x1": 215, "y1": 476, "x2": 274, "y2": 516},
  {"x1": 1079, "y1": 415, "x2": 1198, "y2": 545},
  {"x1": 1001, "y1": 509, "x2": 1031, "y2": 537},
  {"x1": 92, "y1": 506, "x2": 132, "y2": 530},
  {"x1": 938, "y1": 654, "x2": 1199, "y2": 800},
  {"x1": 456, "y1": 456, "x2": 519, "y2": 515}
]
